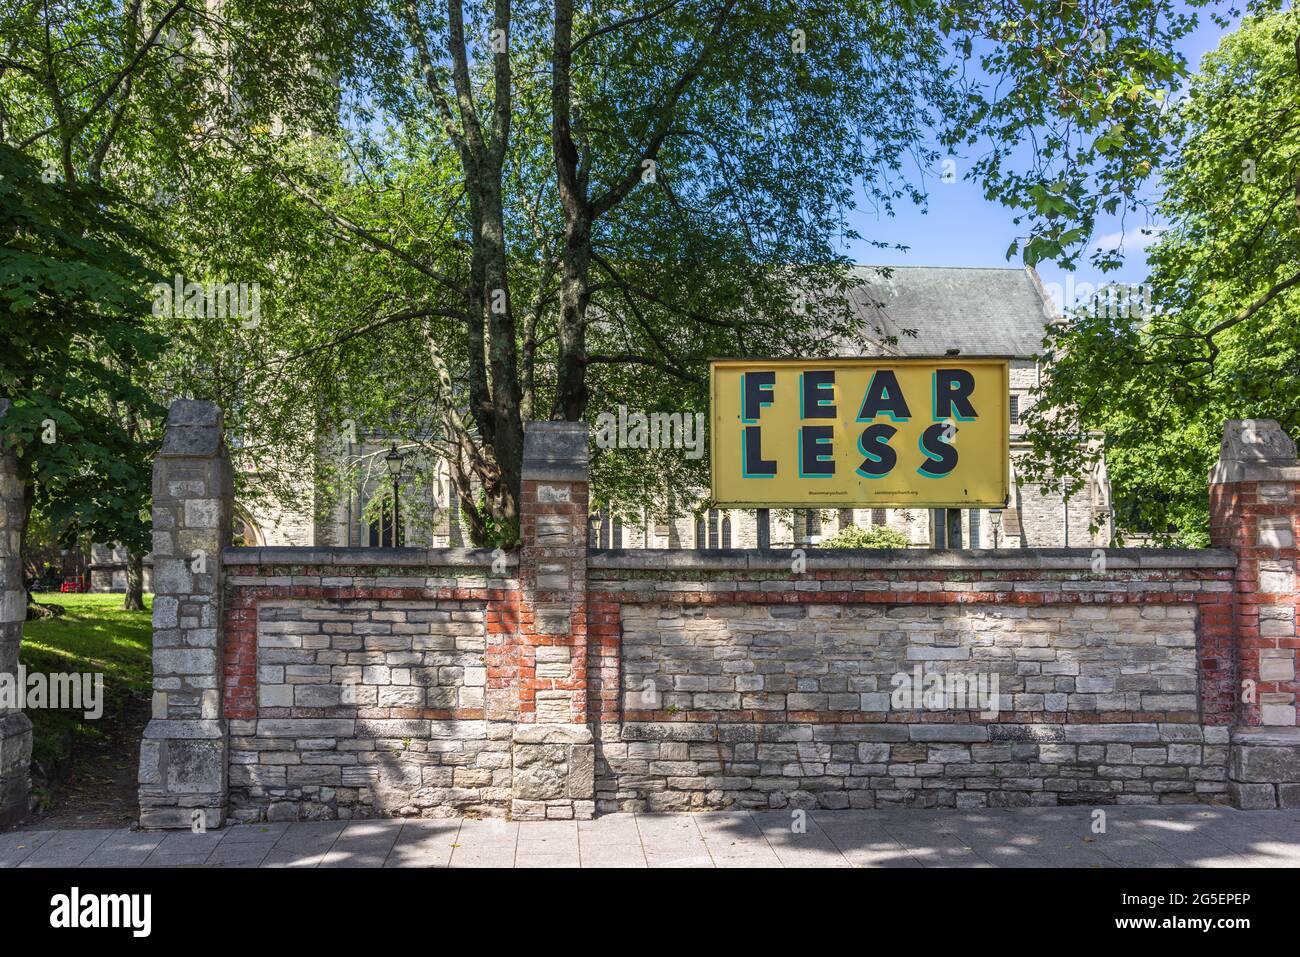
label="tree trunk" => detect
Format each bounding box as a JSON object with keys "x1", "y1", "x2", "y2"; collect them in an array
[
  {"x1": 123, "y1": 550, "x2": 144, "y2": 610},
  {"x1": 19, "y1": 487, "x2": 60, "y2": 619},
  {"x1": 444, "y1": 421, "x2": 489, "y2": 547},
  {"x1": 21, "y1": 484, "x2": 35, "y2": 617},
  {"x1": 477, "y1": 177, "x2": 524, "y2": 520},
  {"x1": 553, "y1": 216, "x2": 593, "y2": 420},
  {"x1": 550, "y1": 0, "x2": 594, "y2": 422}
]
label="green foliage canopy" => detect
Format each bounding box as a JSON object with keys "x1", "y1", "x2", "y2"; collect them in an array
[
  {"x1": 0, "y1": 145, "x2": 166, "y2": 554},
  {"x1": 1020, "y1": 9, "x2": 1300, "y2": 545}
]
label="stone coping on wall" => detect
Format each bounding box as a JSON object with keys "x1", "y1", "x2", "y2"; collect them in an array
[
  {"x1": 587, "y1": 547, "x2": 1235, "y2": 572},
  {"x1": 222, "y1": 546, "x2": 515, "y2": 568},
  {"x1": 1211, "y1": 462, "x2": 1300, "y2": 484},
  {"x1": 218, "y1": 546, "x2": 1232, "y2": 573}
]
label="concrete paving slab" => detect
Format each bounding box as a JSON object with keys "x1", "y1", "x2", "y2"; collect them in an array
[
  {"x1": 576, "y1": 815, "x2": 646, "y2": 866},
  {"x1": 270, "y1": 820, "x2": 347, "y2": 847},
  {"x1": 1136, "y1": 814, "x2": 1272, "y2": 867},
  {"x1": 0, "y1": 830, "x2": 53, "y2": 867},
  {"x1": 693, "y1": 811, "x2": 783, "y2": 867},
  {"x1": 1197, "y1": 834, "x2": 1300, "y2": 867},
  {"x1": 153, "y1": 829, "x2": 229, "y2": 853},
  {"x1": 385, "y1": 820, "x2": 461, "y2": 868},
  {"x1": 448, "y1": 846, "x2": 518, "y2": 867},
  {"x1": 578, "y1": 843, "x2": 647, "y2": 868},
  {"x1": 259, "y1": 821, "x2": 346, "y2": 867},
  {"x1": 454, "y1": 818, "x2": 517, "y2": 848},
  {"x1": 515, "y1": 822, "x2": 579, "y2": 865},
  {"x1": 223, "y1": 823, "x2": 290, "y2": 844},
  {"x1": 18, "y1": 828, "x2": 115, "y2": 867},
  {"x1": 205, "y1": 840, "x2": 273, "y2": 867},
  {"x1": 515, "y1": 819, "x2": 578, "y2": 845},
  {"x1": 873, "y1": 812, "x2": 992, "y2": 861},
  {"x1": 810, "y1": 811, "x2": 923, "y2": 867},
  {"x1": 448, "y1": 818, "x2": 517, "y2": 867},
  {"x1": 515, "y1": 849, "x2": 580, "y2": 867},
  {"x1": 576, "y1": 814, "x2": 642, "y2": 846},
  {"x1": 319, "y1": 820, "x2": 404, "y2": 868},
  {"x1": 636, "y1": 813, "x2": 713, "y2": 868},
  {"x1": 145, "y1": 829, "x2": 229, "y2": 867},
  {"x1": 752, "y1": 811, "x2": 853, "y2": 869},
  {"x1": 938, "y1": 815, "x2": 1054, "y2": 868},
  {"x1": 82, "y1": 831, "x2": 167, "y2": 867}
]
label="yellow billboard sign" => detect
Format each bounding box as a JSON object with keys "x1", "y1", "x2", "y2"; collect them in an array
[{"x1": 710, "y1": 357, "x2": 1009, "y2": 507}]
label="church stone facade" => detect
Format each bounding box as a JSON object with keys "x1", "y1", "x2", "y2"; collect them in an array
[{"x1": 89, "y1": 265, "x2": 1111, "y2": 591}]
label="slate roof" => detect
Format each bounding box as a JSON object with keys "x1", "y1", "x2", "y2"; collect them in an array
[{"x1": 837, "y1": 265, "x2": 1055, "y2": 358}]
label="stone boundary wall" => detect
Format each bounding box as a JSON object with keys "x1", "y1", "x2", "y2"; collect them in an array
[
  {"x1": 124, "y1": 409, "x2": 1300, "y2": 827},
  {"x1": 221, "y1": 549, "x2": 515, "y2": 821},
  {"x1": 587, "y1": 551, "x2": 1238, "y2": 811}
]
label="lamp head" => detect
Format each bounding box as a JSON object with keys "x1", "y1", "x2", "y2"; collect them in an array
[{"x1": 385, "y1": 443, "x2": 405, "y2": 476}]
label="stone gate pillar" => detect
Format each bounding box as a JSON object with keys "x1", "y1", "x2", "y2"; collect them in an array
[
  {"x1": 1210, "y1": 419, "x2": 1300, "y2": 807},
  {"x1": 509, "y1": 421, "x2": 594, "y2": 820},
  {"x1": 138, "y1": 401, "x2": 233, "y2": 828},
  {"x1": 0, "y1": 400, "x2": 32, "y2": 826}
]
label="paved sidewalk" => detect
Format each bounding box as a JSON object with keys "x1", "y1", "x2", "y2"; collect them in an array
[{"x1": 1, "y1": 806, "x2": 1297, "y2": 868}]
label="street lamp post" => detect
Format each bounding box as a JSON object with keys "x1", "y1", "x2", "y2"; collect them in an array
[
  {"x1": 385, "y1": 443, "x2": 405, "y2": 547},
  {"x1": 989, "y1": 508, "x2": 1003, "y2": 548}
]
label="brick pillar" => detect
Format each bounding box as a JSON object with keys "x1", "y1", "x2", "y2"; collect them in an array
[
  {"x1": 0, "y1": 400, "x2": 32, "y2": 826},
  {"x1": 509, "y1": 421, "x2": 594, "y2": 820},
  {"x1": 138, "y1": 401, "x2": 233, "y2": 828},
  {"x1": 1210, "y1": 419, "x2": 1300, "y2": 807}
]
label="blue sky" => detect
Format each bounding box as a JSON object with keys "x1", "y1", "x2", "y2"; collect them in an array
[{"x1": 838, "y1": 6, "x2": 1235, "y2": 307}]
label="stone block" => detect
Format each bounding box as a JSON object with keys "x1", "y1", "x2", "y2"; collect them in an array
[
  {"x1": 536, "y1": 484, "x2": 572, "y2": 504},
  {"x1": 512, "y1": 757, "x2": 565, "y2": 800},
  {"x1": 1230, "y1": 744, "x2": 1300, "y2": 783},
  {"x1": 1260, "y1": 702, "x2": 1297, "y2": 727},
  {"x1": 1228, "y1": 781, "x2": 1276, "y2": 810},
  {"x1": 535, "y1": 690, "x2": 573, "y2": 722},
  {"x1": 569, "y1": 744, "x2": 595, "y2": 798},
  {"x1": 535, "y1": 516, "x2": 572, "y2": 547},
  {"x1": 1259, "y1": 650, "x2": 1296, "y2": 683},
  {"x1": 1257, "y1": 518, "x2": 1295, "y2": 550},
  {"x1": 1258, "y1": 561, "x2": 1296, "y2": 594}
]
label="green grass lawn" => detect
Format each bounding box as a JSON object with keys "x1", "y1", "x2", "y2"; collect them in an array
[{"x1": 20, "y1": 593, "x2": 153, "y2": 800}]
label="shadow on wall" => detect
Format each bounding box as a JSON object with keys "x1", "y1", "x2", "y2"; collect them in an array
[{"x1": 229, "y1": 596, "x2": 501, "y2": 824}]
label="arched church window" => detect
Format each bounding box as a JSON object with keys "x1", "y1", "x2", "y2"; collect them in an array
[{"x1": 231, "y1": 507, "x2": 264, "y2": 547}]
